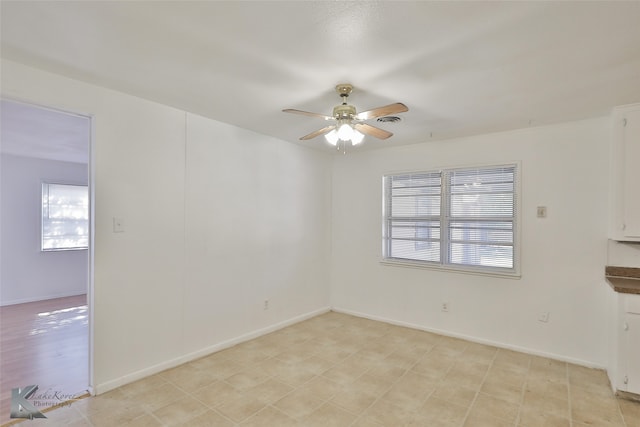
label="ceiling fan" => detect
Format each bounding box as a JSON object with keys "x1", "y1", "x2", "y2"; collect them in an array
[{"x1": 283, "y1": 84, "x2": 408, "y2": 146}]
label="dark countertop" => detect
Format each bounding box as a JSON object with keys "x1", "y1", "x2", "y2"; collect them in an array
[{"x1": 606, "y1": 266, "x2": 640, "y2": 295}]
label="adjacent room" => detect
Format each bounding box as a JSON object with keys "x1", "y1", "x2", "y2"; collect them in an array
[
  {"x1": 0, "y1": 99, "x2": 90, "y2": 419},
  {"x1": 1, "y1": 1, "x2": 639, "y2": 426}
]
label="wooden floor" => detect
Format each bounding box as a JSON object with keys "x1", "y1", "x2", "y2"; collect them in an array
[{"x1": 0, "y1": 295, "x2": 89, "y2": 423}]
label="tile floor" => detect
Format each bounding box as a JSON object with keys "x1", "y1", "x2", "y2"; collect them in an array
[{"x1": 8, "y1": 311, "x2": 640, "y2": 426}]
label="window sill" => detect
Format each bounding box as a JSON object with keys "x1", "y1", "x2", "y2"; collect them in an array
[
  {"x1": 380, "y1": 258, "x2": 521, "y2": 279},
  {"x1": 42, "y1": 248, "x2": 89, "y2": 253}
]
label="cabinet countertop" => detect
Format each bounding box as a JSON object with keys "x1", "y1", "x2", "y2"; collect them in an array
[{"x1": 606, "y1": 266, "x2": 640, "y2": 295}]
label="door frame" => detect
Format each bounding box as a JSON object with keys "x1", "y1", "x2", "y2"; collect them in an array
[{"x1": 0, "y1": 97, "x2": 95, "y2": 395}]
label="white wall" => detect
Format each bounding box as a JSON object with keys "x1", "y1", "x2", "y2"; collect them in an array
[
  {"x1": 181, "y1": 114, "x2": 332, "y2": 355},
  {"x1": 331, "y1": 118, "x2": 612, "y2": 367},
  {"x1": 0, "y1": 59, "x2": 332, "y2": 393},
  {"x1": 608, "y1": 240, "x2": 640, "y2": 268},
  {"x1": 0, "y1": 154, "x2": 88, "y2": 305}
]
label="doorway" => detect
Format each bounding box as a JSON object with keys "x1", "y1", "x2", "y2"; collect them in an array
[{"x1": 0, "y1": 99, "x2": 93, "y2": 420}]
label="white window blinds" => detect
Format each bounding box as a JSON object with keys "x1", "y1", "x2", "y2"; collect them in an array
[
  {"x1": 42, "y1": 183, "x2": 89, "y2": 251},
  {"x1": 384, "y1": 165, "x2": 517, "y2": 274},
  {"x1": 385, "y1": 172, "x2": 442, "y2": 263},
  {"x1": 447, "y1": 166, "x2": 516, "y2": 270}
]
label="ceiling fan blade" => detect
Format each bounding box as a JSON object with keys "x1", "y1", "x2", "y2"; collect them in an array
[
  {"x1": 300, "y1": 125, "x2": 336, "y2": 140},
  {"x1": 355, "y1": 103, "x2": 408, "y2": 120},
  {"x1": 283, "y1": 109, "x2": 334, "y2": 121},
  {"x1": 354, "y1": 123, "x2": 393, "y2": 140}
]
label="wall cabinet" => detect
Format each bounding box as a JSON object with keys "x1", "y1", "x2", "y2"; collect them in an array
[{"x1": 611, "y1": 104, "x2": 640, "y2": 241}]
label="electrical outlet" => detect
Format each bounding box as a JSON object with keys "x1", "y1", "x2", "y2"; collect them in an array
[
  {"x1": 442, "y1": 302, "x2": 449, "y2": 312},
  {"x1": 264, "y1": 299, "x2": 269, "y2": 310},
  {"x1": 538, "y1": 311, "x2": 549, "y2": 323}
]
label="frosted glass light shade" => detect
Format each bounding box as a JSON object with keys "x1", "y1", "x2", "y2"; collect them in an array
[
  {"x1": 337, "y1": 123, "x2": 354, "y2": 141},
  {"x1": 351, "y1": 129, "x2": 364, "y2": 145},
  {"x1": 325, "y1": 129, "x2": 339, "y2": 145}
]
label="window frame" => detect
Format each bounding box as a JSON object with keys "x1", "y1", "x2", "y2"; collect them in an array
[
  {"x1": 41, "y1": 181, "x2": 89, "y2": 252},
  {"x1": 382, "y1": 163, "x2": 521, "y2": 278}
]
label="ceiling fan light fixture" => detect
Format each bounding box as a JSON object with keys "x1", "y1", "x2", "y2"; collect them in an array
[
  {"x1": 325, "y1": 129, "x2": 339, "y2": 145},
  {"x1": 351, "y1": 129, "x2": 364, "y2": 145},
  {"x1": 337, "y1": 122, "x2": 354, "y2": 141}
]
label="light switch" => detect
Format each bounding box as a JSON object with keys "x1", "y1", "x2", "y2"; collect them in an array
[
  {"x1": 536, "y1": 206, "x2": 547, "y2": 218},
  {"x1": 113, "y1": 217, "x2": 125, "y2": 233}
]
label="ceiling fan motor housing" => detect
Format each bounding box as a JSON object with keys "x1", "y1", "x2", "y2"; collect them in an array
[{"x1": 333, "y1": 104, "x2": 356, "y2": 120}]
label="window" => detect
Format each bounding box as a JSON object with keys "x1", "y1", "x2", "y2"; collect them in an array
[
  {"x1": 41, "y1": 183, "x2": 89, "y2": 251},
  {"x1": 383, "y1": 165, "x2": 518, "y2": 275}
]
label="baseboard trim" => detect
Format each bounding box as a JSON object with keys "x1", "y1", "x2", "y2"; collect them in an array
[
  {"x1": 331, "y1": 306, "x2": 607, "y2": 370},
  {"x1": 0, "y1": 291, "x2": 87, "y2": 307},
  {"x1": 94, "y1": 306, "x2": 331, "y2": 394},
  {"x1": 616, "y1": 390, "x2": 640, "y2": 402}
]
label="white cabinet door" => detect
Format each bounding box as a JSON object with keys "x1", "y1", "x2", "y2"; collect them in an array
[
  {"x1": 611, "y1": 104, "x2": 640, "y2": 241},
  {"x1": 623, "y1": 109, "x2": 640, "y2": 238},
  {"x1": 625, "y1": 312, "x2": 640, "y2": 394}
]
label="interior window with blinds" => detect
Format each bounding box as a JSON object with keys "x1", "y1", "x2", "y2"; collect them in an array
[
  {"x1": 42, "y1": 183, "x2": 89, "y2": 251},
  {"x1": 383, "y1": 165, "x2": 517, "y2": 275}
]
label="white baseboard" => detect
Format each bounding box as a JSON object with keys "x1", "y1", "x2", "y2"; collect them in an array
[
  {"x1": 332, "y1": 306, "x2": 607, "y2": 371},
  {"x1": 0, "y1": 291, "x2": 87, "y2": 307},
  {"x1": 94, "y1": 306, "x2": 331, "y2": 395}
]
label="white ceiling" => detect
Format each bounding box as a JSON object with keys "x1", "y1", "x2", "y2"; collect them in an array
[
  {"x1": 1, "y1": 1, "x2": 640, "y2": 154},
  {"x1": 0, "y1": 99, "x2": 90, "y2": 164}
]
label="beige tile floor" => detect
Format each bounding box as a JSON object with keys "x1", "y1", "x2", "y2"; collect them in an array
[{"x1": 8, "y1": 311, "x2": 640, "y2": 426}]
